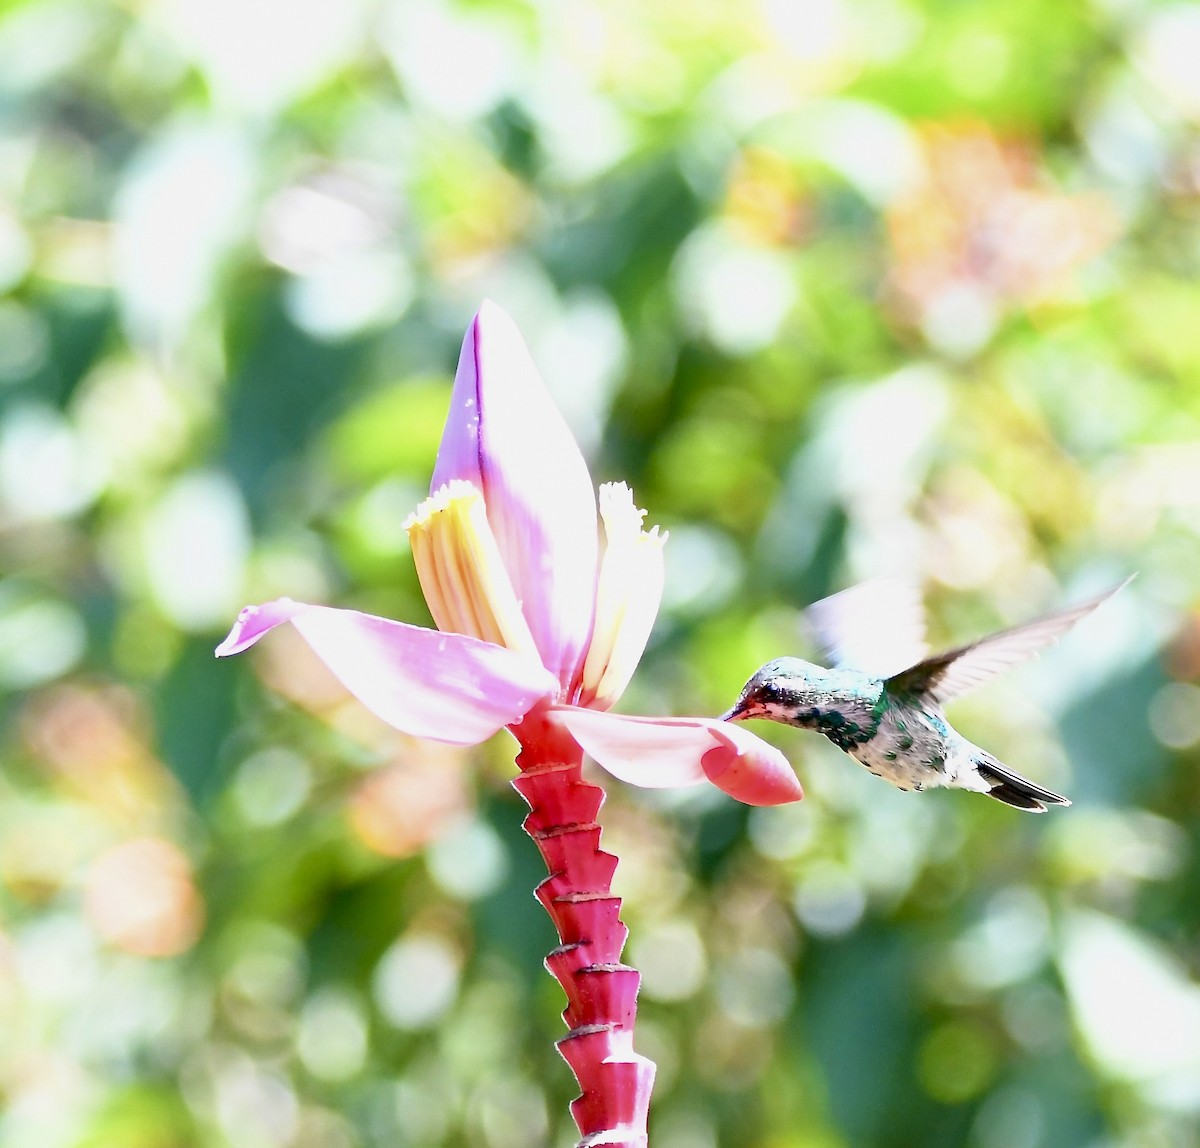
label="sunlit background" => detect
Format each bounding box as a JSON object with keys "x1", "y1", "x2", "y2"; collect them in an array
[{"x1": 2, "y1": 0, "x2": 1199, "y2": 1145}]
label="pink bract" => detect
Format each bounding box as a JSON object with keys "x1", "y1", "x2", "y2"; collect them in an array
[{"x1": 432, "y1": 300, "x2": 599, "y2": 691}]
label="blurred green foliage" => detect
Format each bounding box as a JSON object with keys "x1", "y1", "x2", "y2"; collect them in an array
[{"x1": 1, "y1": 0, "x2": 1199, "y2": 1146}]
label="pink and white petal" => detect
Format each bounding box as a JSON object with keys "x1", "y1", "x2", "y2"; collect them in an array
[
  {"x1": 546, "y1": 708, "x2": 707, "y2": 788},
  {"x1": 432, "y1": 301, "x2": 598, "y2": 690},
  {"x1": 699, "y1": 719, "x2": 804, "y2": 806},
  {"x1": 217, "y1": 600, "x2": 558, "y2": 745},
  {"x1": 547, "y1": 708, "x2": 803, "y2": 805},
  {"x1": 216, "y1": 598, "x2": 306, "y2": 656}
]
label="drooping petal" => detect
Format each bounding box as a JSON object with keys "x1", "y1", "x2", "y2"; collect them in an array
[
  {"x1": 579, "y1": 483, "x2": 666, "y2": 711},
  {"x1": 700, "y1": 719, "x2": 805, "y2": 805},
  {"x1": 215, "y1": 598, "x2": 306, "y2": 656},
  {"x1": 547, "y1": 707, "x2": 803, "y2": 806},
  {"x1": 432, "y1": 301, "x2": 598, "y2": 692},
  {"x1": 547, "y1": 708, "x2": 705, "y2": 787},
  {"x1": 216, "y1": 600, "x2": 558, "y2": 745}
]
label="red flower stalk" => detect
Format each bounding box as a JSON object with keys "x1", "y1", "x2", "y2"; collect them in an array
[{"x1": 513, "y1": 709, "x2": 654, "y2": 1147}]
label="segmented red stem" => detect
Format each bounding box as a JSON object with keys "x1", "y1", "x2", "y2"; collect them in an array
[{"x1": 511, "y1": 711, "x2": 656, "y2": 1148}]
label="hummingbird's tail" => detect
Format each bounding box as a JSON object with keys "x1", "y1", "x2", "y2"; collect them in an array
[{"x1": 972, "y1": 752, "x2": 1071, "y2": 813}]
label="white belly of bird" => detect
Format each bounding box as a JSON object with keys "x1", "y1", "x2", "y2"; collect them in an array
[{"x1": 848, "y1": 705, "x2": 953, "y2": 793}]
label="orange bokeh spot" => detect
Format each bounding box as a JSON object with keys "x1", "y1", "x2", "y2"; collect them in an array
[
  {"x1": 885, "y1": 121, "x2": 1117, "y2": 321},
  {"x1": 84, "y1": 837, "x2": 205, "y2": 958},
  {"x1": 21, "y1": 683, "x2": 178, "y2": 825},
  {"x1": 347, "y1": 747, "x2": 470, "y2": 859}
]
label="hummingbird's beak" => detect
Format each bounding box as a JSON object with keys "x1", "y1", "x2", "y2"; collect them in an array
[{"x1": 719, "y1": 699, "x2": 747, "y2": 722}]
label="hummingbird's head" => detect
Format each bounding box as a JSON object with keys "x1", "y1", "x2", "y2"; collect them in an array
[{"x1": 720, "y1": 657, "x2": 824, "y2": 724}]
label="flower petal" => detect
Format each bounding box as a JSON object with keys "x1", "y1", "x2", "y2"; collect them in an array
[
  {"x1": 579, "y1": 483, "x2": 666, "y2": 711},
  {"x1": 216, "y1": 600, "x2": 558, "y2": 745},
  {"x1": 700, "y1": 719, "x2": 805, "y2": 805},
  {"x1": 215, "y1": 598, "x2": 305, "y2": 656},
  {"x1": 547, "y1": 707, "x2": 803, "y2": 805},
  {"x1": 433, "y1": 301, "x2": 598, "y2": 691}
]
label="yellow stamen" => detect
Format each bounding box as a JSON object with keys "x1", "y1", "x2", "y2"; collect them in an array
[
  {"x1": 404, "y1": 481, "x2": 539, "y2": 659},
  {"x1": 580, "y1": 483, "x2": 666, "y2": 710}
]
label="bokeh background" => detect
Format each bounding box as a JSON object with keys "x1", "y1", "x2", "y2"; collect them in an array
[{"x1": 2, "y1": 0, "x2": 1199, "y2": 1145}]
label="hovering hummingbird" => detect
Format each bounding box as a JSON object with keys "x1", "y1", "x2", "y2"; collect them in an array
[{"x1": 721, "y1": 578, "x2": 1130, "y2": 812}]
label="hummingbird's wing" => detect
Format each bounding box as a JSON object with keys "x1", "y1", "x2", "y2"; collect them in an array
[
  {"x1": 886, "y1": 579, "x2": 1131, "y2": 704},
  {"x1": 805, "y1": 578, "x2": 929, "y2": 679}
]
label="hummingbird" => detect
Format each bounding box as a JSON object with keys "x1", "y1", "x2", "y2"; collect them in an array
[{"x1": 721, "y1": 578, "x2": 1130, "y2": 812}]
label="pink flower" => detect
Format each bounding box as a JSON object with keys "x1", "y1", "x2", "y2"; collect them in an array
[{"x1": 217, "y1": 301, "x2": 801, "y2": 807}]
